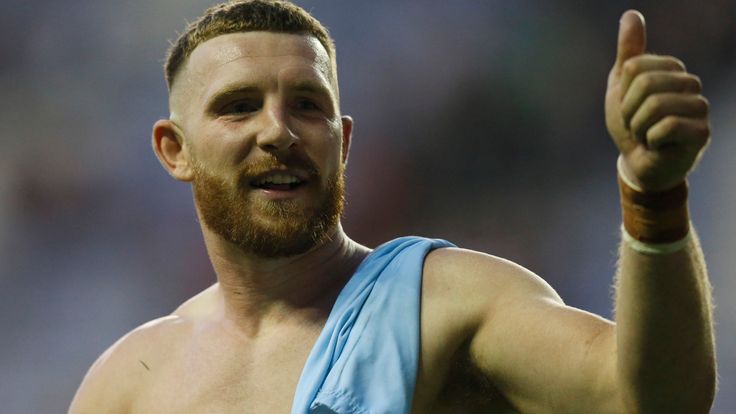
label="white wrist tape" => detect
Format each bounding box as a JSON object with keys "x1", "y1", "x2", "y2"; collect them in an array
[{"x1": 621, "y1": 224, "x2": 690, "y2": 255}]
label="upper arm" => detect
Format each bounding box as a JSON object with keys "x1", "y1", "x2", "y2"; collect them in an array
[{"x1": 426, "y1": 248, "x2": 625, "y2": 414}]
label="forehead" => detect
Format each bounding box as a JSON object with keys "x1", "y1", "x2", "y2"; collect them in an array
[{"x1": 177, "y1": 31, "x2": 333, "y2": 98}]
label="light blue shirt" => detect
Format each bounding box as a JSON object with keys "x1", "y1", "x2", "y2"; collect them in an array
[{"x1": 291, "y1": 236, "x2": 454, "y2": 414}]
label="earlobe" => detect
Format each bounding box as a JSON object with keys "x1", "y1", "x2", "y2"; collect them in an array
[
  {"x1": 152, "y1": 119, "x2": 194, "y2": 182},
  {"x1": 340, "y1": 115, "x2": 354, "y2": 165}
]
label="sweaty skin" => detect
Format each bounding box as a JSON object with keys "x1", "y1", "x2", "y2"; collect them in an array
[{"x1": 70, "y1": 10, "x2": 714, "y2": 414}]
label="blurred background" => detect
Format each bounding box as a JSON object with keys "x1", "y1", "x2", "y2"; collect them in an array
[{"x1": 1, "y1": 0, "x2": 734, "y2": 412}]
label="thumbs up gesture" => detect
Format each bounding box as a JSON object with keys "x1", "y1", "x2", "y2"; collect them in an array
[{"x1": 605, "y1": 10, "x2": 710, "y2": 192}]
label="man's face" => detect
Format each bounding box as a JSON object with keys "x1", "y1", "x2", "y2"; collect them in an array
[{"x1": 169, "y1": 32, "x2": 349, "y2": 257}]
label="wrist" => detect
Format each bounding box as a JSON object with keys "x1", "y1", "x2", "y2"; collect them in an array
[{"x1": 617, "y1": 156, "x2": 690, "y2": 248}]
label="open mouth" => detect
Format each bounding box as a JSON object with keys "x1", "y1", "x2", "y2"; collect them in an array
[{"x1": 250, "y1": 172, "x2": 307, "y2": 191}]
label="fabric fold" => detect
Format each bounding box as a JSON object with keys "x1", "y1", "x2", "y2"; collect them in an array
[{"x1": 291, "y1": 236, "x2": 454, "y2": 414}]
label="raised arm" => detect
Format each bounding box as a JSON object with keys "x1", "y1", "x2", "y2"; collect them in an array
[
  {"x1": 457, "y1": 9, "x2": 714, "y2": 414},
  {"x1": 604, "y1": 10, "x2": 715, "y2": 413}
]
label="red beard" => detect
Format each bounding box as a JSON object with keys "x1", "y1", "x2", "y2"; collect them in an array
[{"x1": 192, "y1": 154, "x2": 345, "y2": 258}]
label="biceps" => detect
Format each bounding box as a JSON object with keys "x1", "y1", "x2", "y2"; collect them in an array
[{"x1": 469, "y1": 299, "x2": 624, "y2": 413}]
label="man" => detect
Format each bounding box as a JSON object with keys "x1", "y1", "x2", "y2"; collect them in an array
[{"x1": 69, "y1": 1, "x2": 715, "y2": 413}]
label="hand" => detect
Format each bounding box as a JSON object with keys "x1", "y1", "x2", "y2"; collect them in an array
[{"x1": 605, "y1": 10, "x2": 710, "y2": 192}]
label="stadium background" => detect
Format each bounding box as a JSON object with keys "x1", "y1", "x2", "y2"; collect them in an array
[{"x1": 1, "y1": 0, "x2": 734, "y2": 412}]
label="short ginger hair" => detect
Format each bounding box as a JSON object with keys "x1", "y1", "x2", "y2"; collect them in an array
[{"x1": 164, "y1": 0, "x2": 337, "y2": 91}]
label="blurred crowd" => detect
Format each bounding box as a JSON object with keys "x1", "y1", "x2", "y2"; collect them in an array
[{"x1": 1, "y1": 0, "x2": 734, "y2": 412}]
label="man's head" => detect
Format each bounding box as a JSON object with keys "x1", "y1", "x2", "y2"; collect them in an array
[{"x1": 152, "y1": 0, "x2": 352, "y2": 258}]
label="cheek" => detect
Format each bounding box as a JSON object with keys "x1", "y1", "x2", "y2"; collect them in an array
[
  {"x1": 318, "y1": 129, "x2": 345, "y2": 167},
  {"x1": 326, "y1": 119, "x2": 347, "y2": 159},
  {"x1": 304, "y1": 142, "x2": 341, "y2": 190},
  {"x1": 190, "y1": 128, "x2": 251, "y2": 168}
]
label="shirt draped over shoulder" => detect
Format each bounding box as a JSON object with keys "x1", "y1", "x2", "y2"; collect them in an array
[{"x1": 291, "y1": 236, "x2": 454, "y2": 414}]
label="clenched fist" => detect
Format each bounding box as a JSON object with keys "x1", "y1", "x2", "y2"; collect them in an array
[{"x1": 605, "y1": 10, "x2": 710, "y2": 192}]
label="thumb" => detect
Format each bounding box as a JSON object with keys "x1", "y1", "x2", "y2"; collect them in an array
[{"x1": 614, "y1": 10, "x2": 646, "y2": 74}]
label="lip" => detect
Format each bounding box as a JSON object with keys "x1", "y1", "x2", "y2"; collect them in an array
[
  {"x1": 248, "y1": 168, "x2": 311, "y2": 186},
  {"x1": 251, "y1": 181, "x2": 313, "y2": 201},
  {"x1": 253, "y1": 185, "x2": 309, "y2": 200},
  {"x1": 247, "y1": 168, "x2": 314, "y2": 200}
]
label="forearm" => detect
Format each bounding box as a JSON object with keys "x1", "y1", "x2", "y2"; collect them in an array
[{"x1": 615, "y1": 204, "x2": 716, "y2": 413}]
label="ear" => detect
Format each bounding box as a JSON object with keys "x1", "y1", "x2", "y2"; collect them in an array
[
  {"x1": 152, "y1": 119, "x2": 194, "y2": 182},
  {"x1": 340, "y1": 115, "x2": 354, "y2": 165}
]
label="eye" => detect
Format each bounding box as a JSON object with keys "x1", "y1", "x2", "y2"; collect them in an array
[
  {"x1": 294, "y1": 98, "x2": 321, "y2": 112},
  {"x1": 222, "y1": 100, "x2": 261, "y2": 115}
]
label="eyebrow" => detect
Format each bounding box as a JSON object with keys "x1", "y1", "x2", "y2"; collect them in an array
[
  {"x1": 204, "y1": 84, "x2": 260, "y2": 113},
  {"x1": 290, "y1": 79, "x2": 333, "y2": 98}
]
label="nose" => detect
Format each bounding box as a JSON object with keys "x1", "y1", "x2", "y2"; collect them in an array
[{"x1": 255, "y1": 99, "x2": 298, "y2": 153}]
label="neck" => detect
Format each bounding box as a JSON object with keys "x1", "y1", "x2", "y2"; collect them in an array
[{"x1": 201, "y1": 223, "x2": 370, "y2": 336}]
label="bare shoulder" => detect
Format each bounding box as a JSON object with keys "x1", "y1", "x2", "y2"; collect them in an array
[
  {"x1": 68, "y1": 284, "x2": 218, "y2": 414},
  {"x1": 423, "y1": 247, "x2": 563, "y2": 319}
]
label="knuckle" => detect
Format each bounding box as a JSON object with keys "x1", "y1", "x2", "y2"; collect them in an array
[
  {"x1": 645, "y1": 94, "x2": 665, "y2": 114},
  {"x1": 666, "y1": 56, "x2": 687, "y2": 71},
  {"x1": 621, "y1": 104, "x2": 633, "y2": 122},
  {"x1": 636, "y1": 74, "x2": 654, "y2": 92},
  {"x1": 660, "y1": 115, "x2": 680, "y2": 134},
  {"x1": 623, "y1": 59, "x2": 639, "y2": 77},
  {"x1": 629, "y1": 115, "x2": 643, "y2": 133},
  {"x1": 687, "y1": 74, "x2": 703, "y2": 92},
  {"x1": 629, "y1": 109, "x2": 647, "y2": 133},
  {"x1": 697, "y1": 96, "x2": 710, "y2": 113}
]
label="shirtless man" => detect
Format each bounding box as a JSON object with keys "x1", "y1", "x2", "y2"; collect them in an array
[{"x1": 69, "y1": 1, "x2": 716, "y2": 413}]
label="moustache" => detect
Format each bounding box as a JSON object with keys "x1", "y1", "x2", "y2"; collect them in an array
[{"x1": 237, "y1": 153, "x2": 320, "y2": 185}]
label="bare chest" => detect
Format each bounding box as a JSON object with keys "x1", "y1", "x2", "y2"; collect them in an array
[
  {"x1": 129, "y1": 290, "x2": 516, "y2": 414},
  {"x1": 131, "y1": 326, "x2": 320, "y2": 414},
  {"x1": 131, "y1": 344, "x2": 514, "y2": 414}
]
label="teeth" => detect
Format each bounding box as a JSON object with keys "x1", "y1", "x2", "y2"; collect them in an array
[{"x1": 255, "y1": 173, "x2": 301, "y2": 186}]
